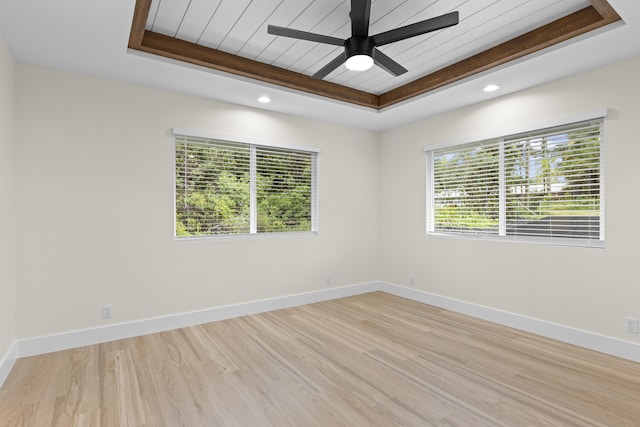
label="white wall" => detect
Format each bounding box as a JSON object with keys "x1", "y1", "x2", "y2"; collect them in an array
[
  {"x1": 10, "y1": 50, "x2": 640, "y2": 350},
  {"x1": 379, "y1": 55, "x2": 640, "y2": 344},
  {"x1": 14, "y1": 64, "x2": 380, "y2": 339},
  {"x1": 0, "y1": 37, "x2": 16, "y2": 363}
]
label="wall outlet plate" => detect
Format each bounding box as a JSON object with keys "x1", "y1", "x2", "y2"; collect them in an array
[
  {"x1": 102, "y1": 304, "x2": 113, "y2": 319},
  {"x1": 625, "y1": 317, "x2": 639, "y2": 334}
]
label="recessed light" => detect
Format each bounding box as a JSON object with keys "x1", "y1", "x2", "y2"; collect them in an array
[
  {"x1": 483, "y1": 84, "x2": 500, "y2": 92},
  {"x1": 258, "y1": 95, "x2": 271, "y2": 103}
]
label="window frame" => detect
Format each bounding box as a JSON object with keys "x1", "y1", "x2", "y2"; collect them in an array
[
  {"x1": 425, "y1": 111, "x2": 606, "y2": 248},
  {"x1": 173, "y1": 128, "x2": 319, "y2": 240}
]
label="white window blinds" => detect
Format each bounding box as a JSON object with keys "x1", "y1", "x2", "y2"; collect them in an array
[
  {"x1": 255, "y1": 145, "x2": 316, "y2": 233},
  {"x1": 175, "y1": 134, "x2": 318, "y2": 238},
  {"x1": 503, "y1": 122, "x2": 601, "y2": 241},
  {"x1": 426, "y1": 118, "x2": 603, "y2": 247},
  {"x1": 429, "y1": 141, "x2": 500, "y2": 235}
]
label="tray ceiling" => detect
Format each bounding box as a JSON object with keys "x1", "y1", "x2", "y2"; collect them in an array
[{"x1": 129, "y1": 0, "x2": 621, "y2": 109}]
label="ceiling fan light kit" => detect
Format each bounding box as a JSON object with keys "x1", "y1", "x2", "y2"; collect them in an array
[
  {"x1": 346, "y1": 54, "x2": 374, "y2": 71},
  {"x1": 268, "y1": 0, "x2": 459, "y2": 80}
]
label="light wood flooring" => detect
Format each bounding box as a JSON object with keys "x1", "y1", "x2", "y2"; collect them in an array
[{"x1": 1, "y1": 292, "x2": 639, "y2": 426}]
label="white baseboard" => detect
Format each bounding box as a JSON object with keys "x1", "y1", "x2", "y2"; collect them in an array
[
  {"x1": 0, "y1": 341, "x2": 18, "y2": 388},
  {"x1": 10, "y1": 280, "x2": 640, "y2": 374},
  {"x1": 379, "y1": 282, "x2": 640, "y2": 363},
  {"x1": 17, "y1": 282, "x2": 380, "y2": 358}
]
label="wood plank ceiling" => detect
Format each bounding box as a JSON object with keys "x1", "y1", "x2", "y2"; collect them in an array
[{"x1": 129, "y1": 0, "x2": 621, "y2": 110}]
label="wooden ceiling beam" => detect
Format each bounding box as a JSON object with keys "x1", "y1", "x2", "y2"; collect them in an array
[
  {"x1": 379, "y1": 2, "x2": 623, "y2": 109},
  {"x1": 127, "y1": 0, "x2": 152, "y2": 49},
  {"x1": 128, "y1": 0, "x2": 622, "y2": 111},
  {"x1": 136, "y1": 31, "x2": 378, "y2": 108},
  {"x1": 589, "y1": 0, "x2": 623, "y2": 21}
]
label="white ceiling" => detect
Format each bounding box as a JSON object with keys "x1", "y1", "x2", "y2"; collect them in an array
[{"x1": 1, "y1": 0, "x2": 639, "y2": 131}]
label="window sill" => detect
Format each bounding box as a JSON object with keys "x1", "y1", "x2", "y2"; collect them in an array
[
  {"x1": 175, "y1": 231, "x2": 319, "y2": 242},
  {"x1": 426, "y1": 232, "x2": 604, "y2": 249}
]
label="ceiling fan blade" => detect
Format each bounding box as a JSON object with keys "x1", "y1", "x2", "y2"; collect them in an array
[
  {"x1": 373, "y1": 48, "x2": 408, "y2": 76},
  {"x1": 372, "y1": 11, "x2": 459, "y2": 47},
  {"x1": 351, "y1": 0, "x2": 371, "y2": 37},
  {"x1": 312, "y1": 52, "x2": 347, "y2": 79},
  {"x1": 268, "y1": 25, "x2": 344, "y2": 46}
]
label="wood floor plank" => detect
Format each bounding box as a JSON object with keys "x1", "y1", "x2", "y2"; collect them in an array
[{"x1": 2, "y1": 291, "x2": 640, "y2": 426}]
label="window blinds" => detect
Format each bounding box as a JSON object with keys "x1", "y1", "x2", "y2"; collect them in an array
[
  {"x1": 427, "y1": 119, "x2": 603, "y2": 246},
  {"x1": 503, "y1": 121, "x2": 601, "y2": 241},
  {"x1": 431, "y1": 141, "x2": 500, "y2": 235},
  {"x1": 175, "y1": 134, "x2": 317, "y2": 238},
  {"x1": 256, "y1": 145, "x2": 316, "y2": 233}
]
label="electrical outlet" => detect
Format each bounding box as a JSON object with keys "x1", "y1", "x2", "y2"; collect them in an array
[
  {"x1": 102, "y1": 304, "x2": 112, "y2": 319},
  {"x1": 325, "y1": 274, "x2": 332, "y2": 286},
  {"x1": 409, "y1": 274, "x2": 416, "y2": 285},
  {"x1": 625, "y1": 317, "x2": 639, "y2": 334}
]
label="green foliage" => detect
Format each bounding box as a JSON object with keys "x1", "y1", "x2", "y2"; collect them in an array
[
  {"x1": 435, "y1": 205, "x2": 498, "y2": 231},
  {"x1": 256, "y1": 149, "x2": 312, "y2": 233},
  {"x1": 175, "y1": 219, "x2": 190, "y2": 237},
  {"x1": 175, "y1": 141, "x2": 250, "y2": 236},
  {"x1": 175, "y1": 139, "x2": 312, "y2": 237}
]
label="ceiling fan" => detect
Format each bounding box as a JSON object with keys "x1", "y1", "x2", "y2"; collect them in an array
[{"x1": 267, "y1": 0, "x2": 459, "y2": 80}]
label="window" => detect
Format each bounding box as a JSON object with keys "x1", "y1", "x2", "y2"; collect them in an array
[
  {"x1": 174, "y1": 131, "x2": 318, "y2": 238},
  {"x1": 426, "y1": 118, "x2": 603, "y2": 247}
]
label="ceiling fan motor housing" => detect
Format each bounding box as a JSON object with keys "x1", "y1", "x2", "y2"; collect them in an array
[{"x1": 345, "y1": 36, "x2": 375, "y2": 59}]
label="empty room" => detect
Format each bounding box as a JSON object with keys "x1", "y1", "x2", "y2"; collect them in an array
[{"x1": 1, "y1": 0, "x2": 640, "y2": 425}]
